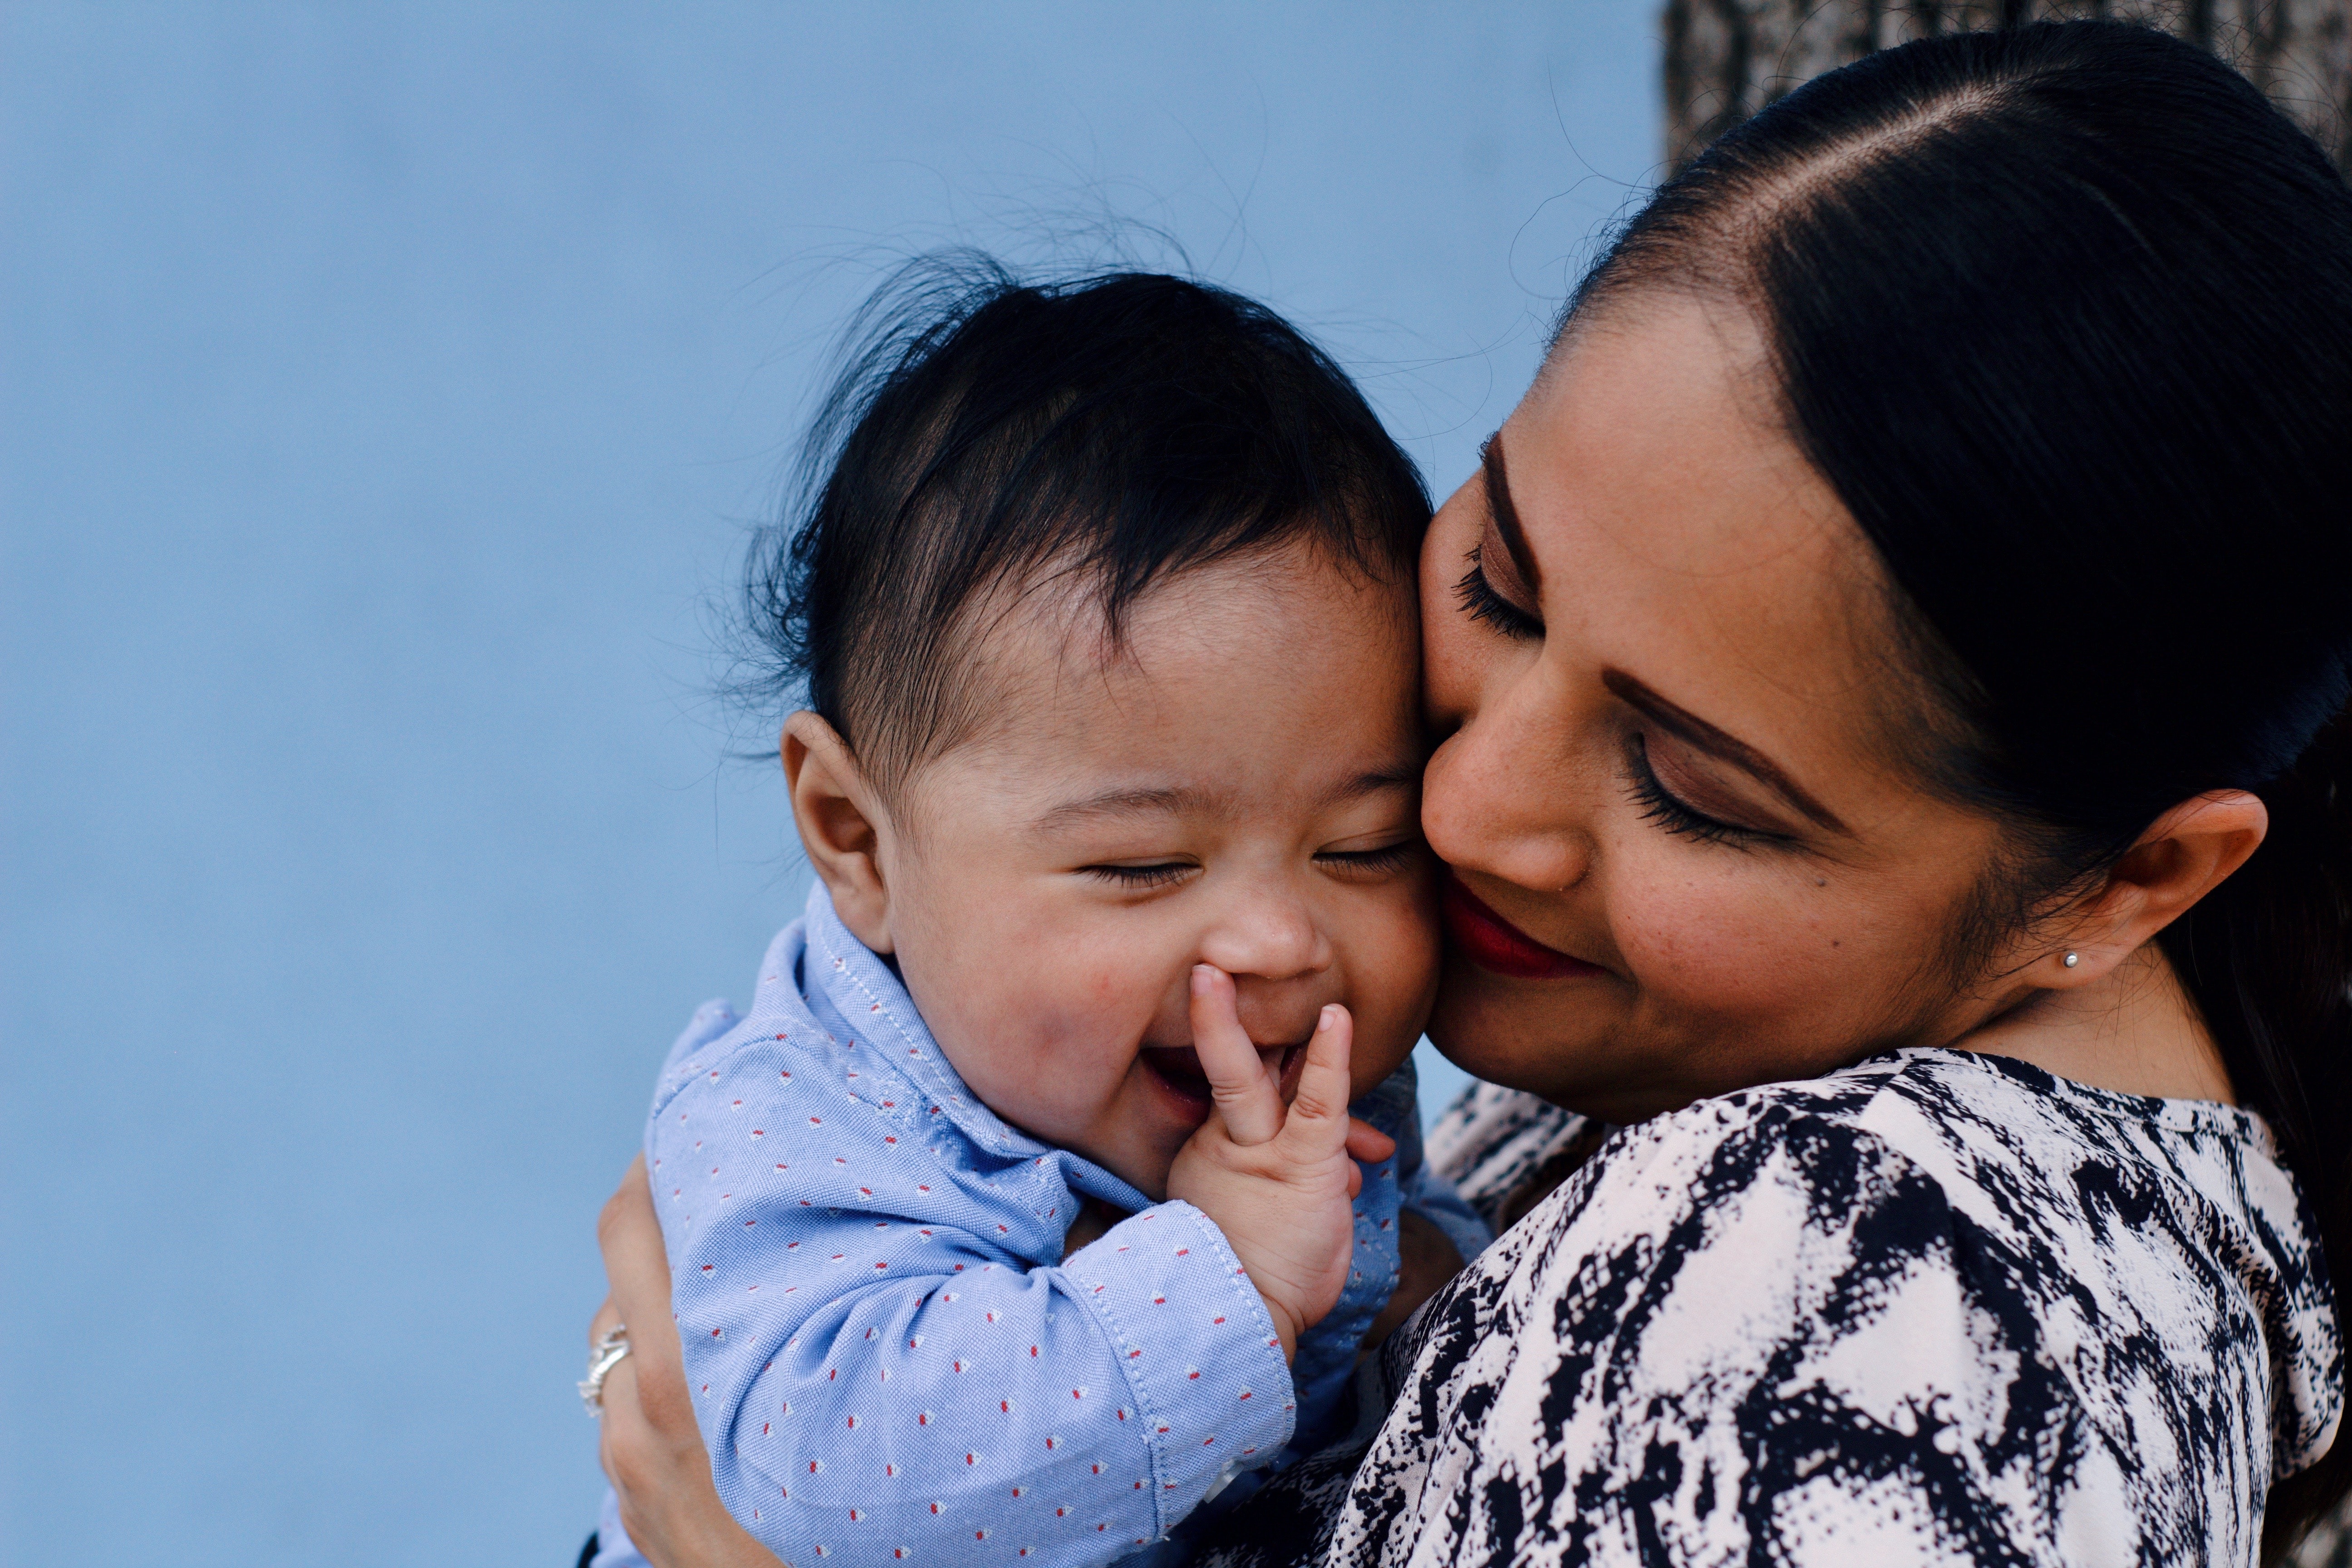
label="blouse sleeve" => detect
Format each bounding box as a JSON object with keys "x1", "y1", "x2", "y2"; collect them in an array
[{"x1": 1324, "y1": 1093, "x2": 2099, "y2": 1567}]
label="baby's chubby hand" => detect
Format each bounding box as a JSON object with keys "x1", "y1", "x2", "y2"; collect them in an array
[{"x1": 1166, "y1": 965, "x2": 1396, "y2": 1362}]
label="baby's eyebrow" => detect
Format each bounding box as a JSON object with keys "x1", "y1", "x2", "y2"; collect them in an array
[
  {"x1": 1032, "y1": 769, "x2": 1416, "y2": 832},
  {"x1": 1322, "y1": 767, "x2": 1420, "y2": 807},
  {"x1": 1032, "y1": 782, "x2": 1229, "y2": 831}
]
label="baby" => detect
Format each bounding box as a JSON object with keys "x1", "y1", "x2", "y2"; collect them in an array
[{"x1": 593, "y1": 266, "x2": 1486, "y2": 1568}]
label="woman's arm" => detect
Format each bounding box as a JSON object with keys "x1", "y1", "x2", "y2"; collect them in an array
[{"x1": 593, "y1": 1156, "x2": 782, "y2": 1568}]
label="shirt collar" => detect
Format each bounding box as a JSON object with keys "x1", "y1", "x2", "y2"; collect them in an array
[{"x1": 796, "y1": 878, "x2": 1151, "y2": 1211}]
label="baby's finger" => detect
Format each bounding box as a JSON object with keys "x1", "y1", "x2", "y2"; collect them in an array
[
  {"x1": 1190, "y1": 965, "x2": 1284, "y2": 1145},
  {"x1": 1276, "y1": 1004, "x2": 1355, "y2": 1162},
  {"x1": 1345, "y1": 1119, "x2": 1398, "y2": 1166}
]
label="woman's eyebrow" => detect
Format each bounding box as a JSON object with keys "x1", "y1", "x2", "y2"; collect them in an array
[
  {"x1": 1480, "y1": 433, "x2": 1542, "y2": 593},
  {"x1": 1602, "y1": 669, "x2": 1852, "y2": 834}
]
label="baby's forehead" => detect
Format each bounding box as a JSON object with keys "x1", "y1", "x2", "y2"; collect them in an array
[
  {"x1": 986, "y1": 544, "x2": 1414, "y2": 696},
  {"x1": 926, "y1": 546, "x2": 1423, "y2": 808}
]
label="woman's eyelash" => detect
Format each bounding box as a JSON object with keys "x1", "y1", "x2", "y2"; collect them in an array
[
  {"x1": 1455, "y1": 547, "x2": 1544, "y2": 640},
  {"x1": 1623, "y1": 735, "x2": 1779, "y2": 849},
  {"x1": 1082, "y1": 862, "x2": 1194, "y2": 889}
]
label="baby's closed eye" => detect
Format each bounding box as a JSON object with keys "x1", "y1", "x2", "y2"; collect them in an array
[
  {"x1": 1313, "y1": 841, "x2": 1421, "y2": 880},
  {"x1": 1078, "y1": 860, "x2": 1199, "y2": 891}
]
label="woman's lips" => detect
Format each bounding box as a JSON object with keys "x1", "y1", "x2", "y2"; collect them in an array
[{"x1": 1441, "y1": 874, "x2": 1605, "y2": 980}]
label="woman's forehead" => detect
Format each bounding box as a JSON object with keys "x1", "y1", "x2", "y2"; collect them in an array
[{"x1": 1509, "y1": 297, "x2": 1903, "y2": 770}]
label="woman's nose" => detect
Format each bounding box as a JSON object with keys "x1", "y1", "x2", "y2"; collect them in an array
[
  {"x1": 1199, "y1": 889, "x2": 1331, "y2": 985},
  {"x1": 1423, "y1": 671, "x2": 1594, "y2": 894}
]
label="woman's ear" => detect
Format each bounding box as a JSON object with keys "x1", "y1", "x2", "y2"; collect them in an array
[
  {"x1": 782, "y1": 711, "x2": 897, "y2": 954},
  {"x1": 2038, "y1": 789, "x2": 2269, "y2": 986}
]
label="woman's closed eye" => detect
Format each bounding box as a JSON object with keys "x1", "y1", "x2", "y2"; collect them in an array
[
  {"x1": 1456, "y1": 545, "x2": 1543, "y2": 641},
  {"x1": 1622, "y1": 734, "x2": 1792, "y2": 850}
]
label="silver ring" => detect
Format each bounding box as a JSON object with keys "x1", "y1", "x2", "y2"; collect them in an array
[{"x1": 580, "y1": 1323, "x2": 632, "y2": 1416}]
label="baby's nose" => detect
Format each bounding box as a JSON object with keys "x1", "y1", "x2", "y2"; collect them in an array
[{"x1": 1200, "y1": 895, "x2": 1330, "y2": 984}]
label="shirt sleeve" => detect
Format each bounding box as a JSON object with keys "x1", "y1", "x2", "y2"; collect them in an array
[
  {"x1": 652, "y1": 1038, "x2": 1296, "y2": 1567},
  {"x1": 1370, "y1": 1065, "x2": 1495, "y2": 1267},
  {"x1": 1394, "y1": 1159, "x2": 1493, "y2": 1269},
  {"x1": 1324, "y1": 1098, "x2": 2101, "y2": 1567}
]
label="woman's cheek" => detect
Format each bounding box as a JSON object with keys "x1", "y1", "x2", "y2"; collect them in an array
[
  {"x1": 1417, "y1": 609, "x2": 1482, "y2": 735},
  {"x1": 1607, "y1": 854, "x2": 1844, "y2": 1028},
  {"x1": 1417, "y1": 509, "x2": 1499, "y2": 734}
]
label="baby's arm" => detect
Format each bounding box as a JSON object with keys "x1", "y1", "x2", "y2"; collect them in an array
[
  {"x1": 1166, "y1": 967, "x2": 1398, "y2": 1359},
  {"x1": 653, "y1": 1050, "x2": 1295, "y2": 1566}
]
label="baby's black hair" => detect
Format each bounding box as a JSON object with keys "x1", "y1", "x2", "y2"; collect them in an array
[{"x1": 739, "y1": 254, "x2": 1431, "y2": 791}]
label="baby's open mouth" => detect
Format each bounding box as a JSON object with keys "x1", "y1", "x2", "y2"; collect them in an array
[{"x1": 1139, "y1": 1039, "x2": 1309, "y2": 1110}]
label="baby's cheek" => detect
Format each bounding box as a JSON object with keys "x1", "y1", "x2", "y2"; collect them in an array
[
  {"x1": 1007, "y1": 960, "x2": 1153, "y2": 1076},
  {"x1": 913, "y1": 966, "x2": 1096, "y2": 1128},
  {"x1": 1034, "y1": 947, "x2": 1143, "y2": 1029},
  {"x1": 1350, "y1": 898, "x2": 1445, "y2": 1087}
]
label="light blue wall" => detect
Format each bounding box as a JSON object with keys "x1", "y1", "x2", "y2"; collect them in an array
[{"x1": 0, "y1": 7, "x2": 1656, "y2": 1563}]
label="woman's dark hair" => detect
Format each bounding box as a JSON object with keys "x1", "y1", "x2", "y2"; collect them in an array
[
  {"x1": 738, "y1": 256, "x2": 1428, "y2": 791},
  {"x1": 1570, "y1": 19, "x2": 2352, "y2": 1551}
]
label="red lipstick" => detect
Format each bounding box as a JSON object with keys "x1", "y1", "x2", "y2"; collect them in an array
[{"x1": 1441, "y1": 874, "x2": 1604, "y2": 980}]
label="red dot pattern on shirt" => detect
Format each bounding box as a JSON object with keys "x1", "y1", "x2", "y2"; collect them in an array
[{"x1": 656, "y1": 963, "x2": 1316, "y2": 1561}]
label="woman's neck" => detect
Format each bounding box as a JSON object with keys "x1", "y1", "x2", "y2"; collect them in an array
[{"x1": 1959, "y1": 942, "x2": 2237, "y2": 1104}]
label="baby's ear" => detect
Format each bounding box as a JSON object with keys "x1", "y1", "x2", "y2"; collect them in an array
[{"x1": 783, "y1": 712, "x2": 897, "y2": 954}]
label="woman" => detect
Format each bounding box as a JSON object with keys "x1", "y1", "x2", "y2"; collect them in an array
[{"x1": 590, "y1": 21, "x2": 2352, "y2": 1563}]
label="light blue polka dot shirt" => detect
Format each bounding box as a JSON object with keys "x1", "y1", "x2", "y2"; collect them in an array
[{"x1": 593, "y1": 881, "x2": 1486, "y2": 1568}]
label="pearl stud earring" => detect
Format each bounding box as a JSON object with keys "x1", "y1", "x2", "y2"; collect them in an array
[{"x1": 2063, "y1": 951, "x2": 2080, "y2": 968}]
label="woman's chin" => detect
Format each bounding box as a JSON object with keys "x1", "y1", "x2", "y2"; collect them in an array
[{"x1": 1428, "y1": 954, "x2": 1620, "y2": 1106}]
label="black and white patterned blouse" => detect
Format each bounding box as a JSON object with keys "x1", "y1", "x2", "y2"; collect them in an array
[{"x1": 1199, "y1": 1047, "x2": 2342, "y2": 1567}]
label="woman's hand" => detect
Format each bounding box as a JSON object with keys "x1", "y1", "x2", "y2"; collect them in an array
[{"x1": 592, "y1": 1155, "x2": 781, "y2": 1568}]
